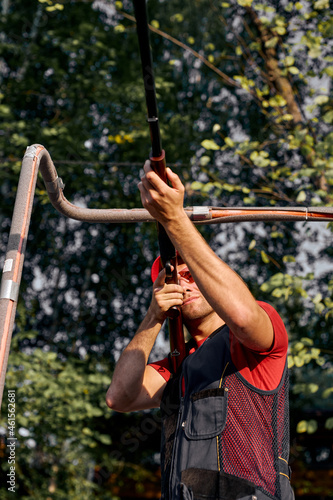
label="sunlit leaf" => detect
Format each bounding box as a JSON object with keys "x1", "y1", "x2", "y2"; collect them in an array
[{"x1": 201, "y1": 139, "x2": 220, "y2": 150}]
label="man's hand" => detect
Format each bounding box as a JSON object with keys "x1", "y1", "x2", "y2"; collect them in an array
[
  {"x1": 138, "y1": 160, "x2": 186, "y2": 226},
  {"x1": 150, "y1": 268, "x2": 184, "y2": 322}
]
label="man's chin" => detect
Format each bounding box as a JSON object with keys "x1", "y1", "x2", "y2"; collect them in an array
[{"x1": 182, "y1": 307, "x2": 204, "y2": 323}]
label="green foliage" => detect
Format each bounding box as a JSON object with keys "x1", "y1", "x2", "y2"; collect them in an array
[{"x1": 0, "y1": 337, "x2": 114, "y2": 498}]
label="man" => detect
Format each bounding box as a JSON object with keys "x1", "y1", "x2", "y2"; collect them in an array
[{"x1": 106, "y1": 161, "x2": 294, "y2": 500}]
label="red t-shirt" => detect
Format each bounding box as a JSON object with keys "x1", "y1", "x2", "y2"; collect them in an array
[{"x1": 149, "y1": 301, "x2": 288, "y2": 392}]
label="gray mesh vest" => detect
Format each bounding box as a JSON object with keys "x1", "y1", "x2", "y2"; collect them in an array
[{"x1": 159, "y1": 325, "x2": 294, "y2": 500}]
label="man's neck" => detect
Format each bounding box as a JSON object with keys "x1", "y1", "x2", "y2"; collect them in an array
[{"x1": 185, "y1": 313, "x2": 225, "y2": 343}]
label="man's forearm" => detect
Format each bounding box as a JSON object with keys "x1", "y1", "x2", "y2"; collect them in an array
[{"x1": 106, "y1": 306, "x2": 163, "y2": 410}]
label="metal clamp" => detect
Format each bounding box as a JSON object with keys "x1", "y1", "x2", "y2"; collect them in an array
[
  {"x1": 192, "y1": 206, "x2": 211, "y2": 221},
  {"x1": 0, "y1": 280, "x2": 20, "y2": 302},
  {"x1": 44, "y1": 176, "x2": 65, "y2": 193}
]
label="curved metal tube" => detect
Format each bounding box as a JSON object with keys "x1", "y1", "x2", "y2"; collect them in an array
[
  {"x1": 34, "y1": 144, "x2": 333, "y2": 224},
  {"x1": 0, "y1": 143, "x2": 332, "y2": 406}
]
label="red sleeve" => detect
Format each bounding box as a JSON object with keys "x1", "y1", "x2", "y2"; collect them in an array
[
  {"x1": 149, "y1": 356, "x2": 172, "y2": 383},
  {"x1": 230, "y1": 301, "x2": 288, "y2": 391}
]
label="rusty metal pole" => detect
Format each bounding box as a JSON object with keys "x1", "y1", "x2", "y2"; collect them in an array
[{"x1": 0, "y1": 146, "x2": 43, "y2": 406}]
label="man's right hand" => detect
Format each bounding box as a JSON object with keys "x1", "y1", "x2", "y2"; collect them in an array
[{"x1": 150, "y1": 268, "x2": 184, "y2": 322}]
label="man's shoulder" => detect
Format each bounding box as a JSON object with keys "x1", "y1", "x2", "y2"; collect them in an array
[{"x1": 256, "y1": 300, "x2": 288, "y2": 351}]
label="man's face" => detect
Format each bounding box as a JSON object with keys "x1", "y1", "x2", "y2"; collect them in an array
[{"x1": 177, "y1": 263, "x2": 214, "y2": 323}]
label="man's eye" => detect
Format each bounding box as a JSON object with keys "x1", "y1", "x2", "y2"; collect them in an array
[{"x1": 179, "y1": 270, "x2": 194, "y2": 283}]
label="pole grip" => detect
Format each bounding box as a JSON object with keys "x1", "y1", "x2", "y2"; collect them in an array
[{"x1": 150, "y1": 150, "x2": 167, "y2": 181}]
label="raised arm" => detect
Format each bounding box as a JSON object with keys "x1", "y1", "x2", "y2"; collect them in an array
[
  {"x1": 138, "y1": 161, "x2": 274, "y2": 352},
  {"x1": 106, "y1": 269, "x2": 184, "y2": 412}
]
